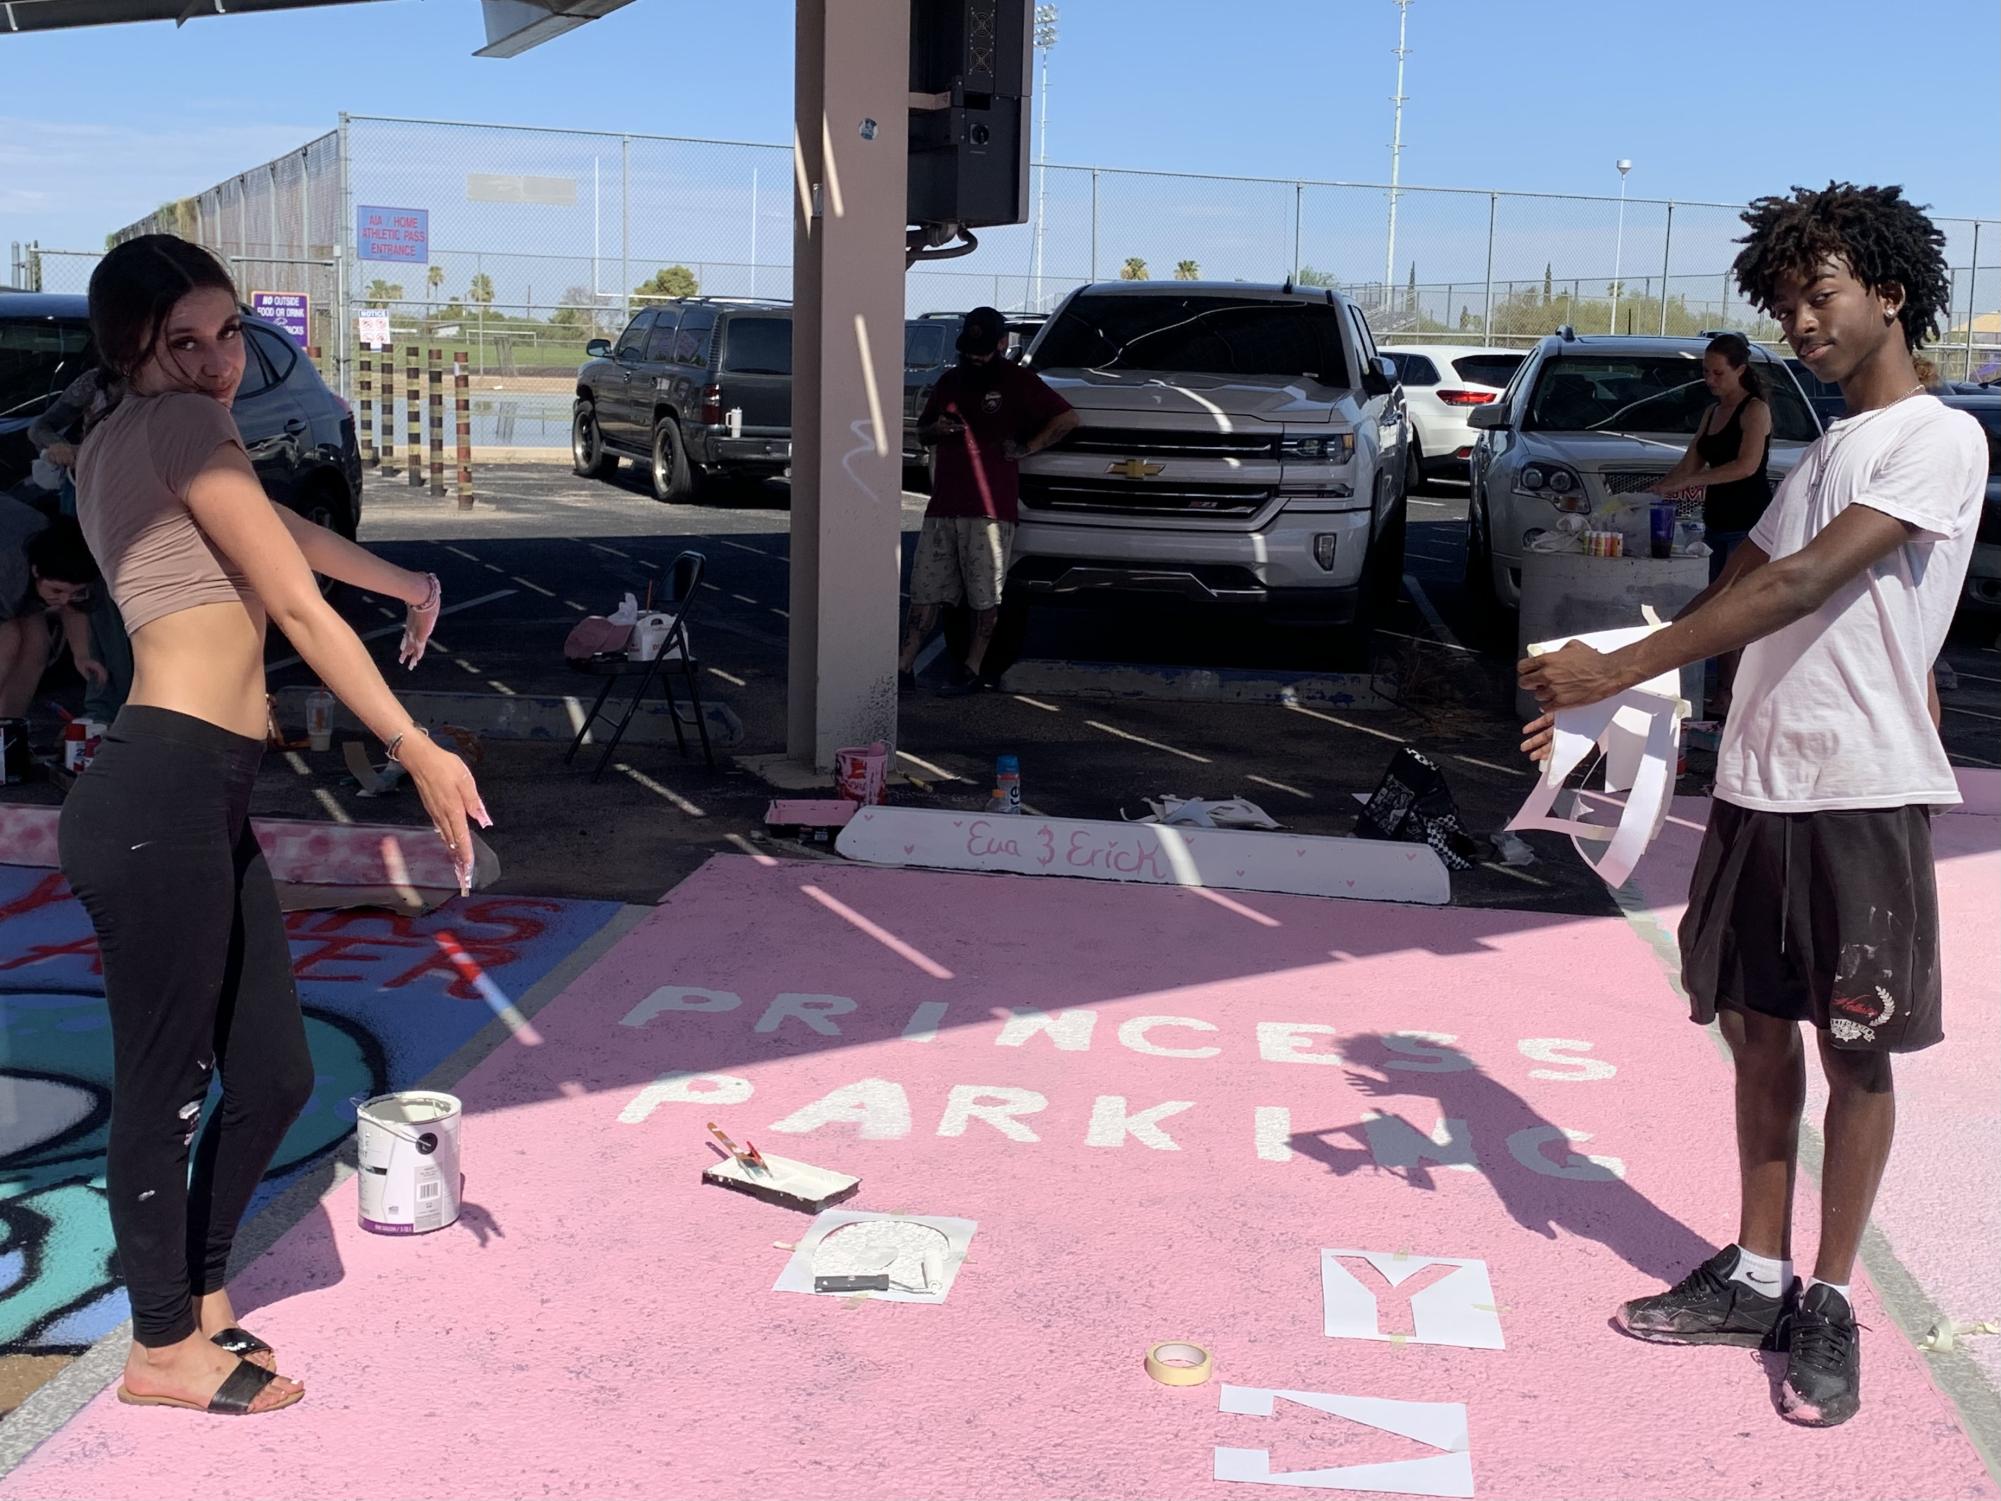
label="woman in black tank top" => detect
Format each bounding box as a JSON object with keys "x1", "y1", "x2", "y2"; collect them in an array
[{"x1": 1659, "y1": 332, "x2": 1775, "y2": 567}]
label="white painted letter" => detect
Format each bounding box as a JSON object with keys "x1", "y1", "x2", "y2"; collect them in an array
[
  {"x1": 754, "y1": 992, "x2": 857, "y2": 1037},
  {"x1": 767, "y1": 1078, "x2": 912, "y2": 1139},
  {"x1": 1118, "y1": 1015, "x2": 1221, "y2": 1059},
  {"x1": 903, "y1": 1001, "x2": 950, "y2": 1042},
  {"x1": 1254, "y1": 1105, "x2": 1294, "y2": 1162},
  {"x1": 1507, "y1": 1125, "x2": 1625, "y2": 1180},
  {"x1": 1518, "y1": 1038, "x2": 1616, "y2": 1082},
  {"x1": 936, "y1": 1084, "x2": 1047, "y2": 1142},
  {"x1": 1362, "y1": 1111, "x2": 1478, "y2": 1173},
  {"x1": 1382, "y1": 1031, "x2": 1474, "y2": 1073},
  {"x1": 616, "y1": 1071, "x2": 752, "y2": 1124},
  {"x1": 994, "y1": 1006, "x2": 1097, "y2": 1052},
  {"x1": 620, "y1": 986, "x2": 742, "y2": 1027},
  {"x1": 1086, "y1": 1095, "x2": 1193, "y2": 1150},
  {"x1": 1256, "y1": 1021, "x2": 1345, "y2": 1066}
]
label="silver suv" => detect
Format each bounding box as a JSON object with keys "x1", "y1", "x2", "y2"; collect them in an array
[
  {"x1": 1011, "y1": 282, "x2": 1408, "y2": 625},
  {"x1": 1465, "y1": 330, "x2": 1822, "y2": 609}
]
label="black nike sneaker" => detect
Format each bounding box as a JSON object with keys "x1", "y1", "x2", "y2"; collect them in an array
[
  {"x1": 1615, "y1": 1248, "x2": 1786, "y2": 1346},
  {"x1": 1776, "y1": 1281, "x2": 1862, "y2": 1427}
]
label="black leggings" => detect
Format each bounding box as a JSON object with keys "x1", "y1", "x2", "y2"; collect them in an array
[{"x1": 58, "y1": 706, "x2": 313, "y2": 1347}]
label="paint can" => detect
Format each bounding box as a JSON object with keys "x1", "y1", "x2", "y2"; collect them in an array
[
  {"x1": 834, "y1": 740, "x2": 888, "y2": 805},
  {"x1": 305, "y1": 688, "x2": 336, "y2": 752},
  {"x1": 355, "y1": 1091, "x2": 463, "y2": 1235},
  {"x1": 61, "y1": 719, "x2": 107, "y2": 773}
]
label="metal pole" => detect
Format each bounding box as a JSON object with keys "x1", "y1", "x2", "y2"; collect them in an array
[
  {"x1": 268, "y1": 162, "x2": 280, "y2": 267},
  {"x1": 593, "y1": 157, "x2": 601, "y2": 298},
  {"x1": 336, "y1": 113, "x2": 352, "y2": 399},
  {"x1": 1609, "y1": 167, "x2": 1629, "y2": 334},
  {"x1": 620, "y1": 134, "x2": 631, "y2": 321},
  {"x1": 1289, "y1": 182, "x2": 1302, "y2": 281},
  {"x1": 1657, "y1": 201, "x2": 1674, "y2": 335},
  {"x1": 1031, "y1": 7, "x2": 1055, "y2": 312},
  {"x1": 1482, "y1": 191, "x2": 1496, "y2": 344},
  {"x1": 1382, "y1": 0, "x2": 1410, "y2": 295},
  {"x1": 749, "y1": 166, "x2": 758, "y2": 298},
  {"x1": 1089, "y1": 167, "x2": 1099, "y2": 282},
  {"x1": 1964, "y1": 221, "x2": 1981, "y2": 379}
]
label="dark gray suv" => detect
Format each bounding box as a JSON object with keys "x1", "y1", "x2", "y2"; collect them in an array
[{"x1": 572, "y1": 298, "x2": 793, "y2": 502}]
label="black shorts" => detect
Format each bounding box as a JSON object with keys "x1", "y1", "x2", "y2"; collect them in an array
[{"x1": 1678, "y1": 800, "x2": 1942, "y2": 1053}]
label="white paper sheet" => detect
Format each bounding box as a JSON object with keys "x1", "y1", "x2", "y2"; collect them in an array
[
  {"x1": 1506, "y1": 610, "x2": 1686, "y2": 887},
  {"x1": 1214, "y1": 1386, "x2": 1473, "y2": 1497},
  {"x1": 1320, "y1": 1250, "x2": 1504, "y2": 1350},
  {"x1": 771, "y1": 1209, "x2": 977, "y2": 1304}
]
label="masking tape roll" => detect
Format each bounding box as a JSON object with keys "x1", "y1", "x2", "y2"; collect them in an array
[{"x1": 1145, "y1": 1341, "x2": 1213, "y2": 1387}]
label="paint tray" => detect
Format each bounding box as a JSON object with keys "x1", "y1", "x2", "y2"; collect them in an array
[{"x1": 702, "y1": 1150, "x2": 860, "y2": 1213}]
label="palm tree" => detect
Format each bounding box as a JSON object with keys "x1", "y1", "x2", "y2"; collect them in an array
[
  {"x1": 1119, "y1": 257, "x2": 1150, "y2": 282},
  {"x1": 1173, "y1": 259, "x2": 1200, "y2": 281},
  {"x1": 426, "y1": 264, "x2": 445, "y2": 315},
  {"x1": 467, "y1": 273, "x2": 495, "y2": 308},
  {"x1": 363, "y1": 278, "x2": 403, "y2": 309}
]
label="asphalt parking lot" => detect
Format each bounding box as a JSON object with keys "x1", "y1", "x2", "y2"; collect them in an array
[{"x1": 223, "y1": 460, "x2": 2001, "y2": 909}]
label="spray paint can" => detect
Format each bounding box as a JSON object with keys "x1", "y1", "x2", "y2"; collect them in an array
[{"x1": 995, "y1": 754, "x2": 1021, "y2": 815}]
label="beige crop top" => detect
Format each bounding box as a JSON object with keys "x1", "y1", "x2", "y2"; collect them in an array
[{"x1": 74, "y1": 391, "x2": 255, "y2": 633}]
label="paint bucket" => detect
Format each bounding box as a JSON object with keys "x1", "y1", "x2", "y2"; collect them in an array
[
  {"x1": 355, "y1": 1091, "x2": 463, "y2": 1235},
  {"x1": 834, "y1": 740, "x2": 888, "y2": 805}
]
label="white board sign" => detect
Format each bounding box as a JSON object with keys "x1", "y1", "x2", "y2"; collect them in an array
[
  {"x1": 835, "y1": 808, "x2": 1450, "y2": 905},
  {"x1": 356, "y1": 311, "x2": 391, "y2": 347}
]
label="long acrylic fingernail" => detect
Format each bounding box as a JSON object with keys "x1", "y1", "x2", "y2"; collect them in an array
[{"x1": 475, "y1": 803, "x2": 494, "y2": 829}]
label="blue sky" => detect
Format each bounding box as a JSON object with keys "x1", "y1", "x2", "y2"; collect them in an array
[{"x1": 5, "y1": 0, "x2": 1997, "y2": 304}]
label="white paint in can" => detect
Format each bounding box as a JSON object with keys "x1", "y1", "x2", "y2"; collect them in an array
[{"x1": 355, "y1": 1091, "x2": 463, "y2": 1235}]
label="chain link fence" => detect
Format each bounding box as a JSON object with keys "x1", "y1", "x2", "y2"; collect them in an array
[{"x1": 22, "y1": 113, "x2": 1993, "y2": 400}]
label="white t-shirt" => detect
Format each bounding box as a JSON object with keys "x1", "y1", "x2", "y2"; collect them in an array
[{"x1": 1717, "y1": 394, "x2": 1985, "y2": 812}]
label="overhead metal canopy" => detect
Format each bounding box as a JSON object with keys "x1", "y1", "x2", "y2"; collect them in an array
[{"x1": 0, "y1": 0, "x2": 633, "y2": 55}]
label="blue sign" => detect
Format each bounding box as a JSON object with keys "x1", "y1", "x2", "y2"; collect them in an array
[
  {"x1": 250, "y1": 290, "x2": 310, "y2": 347},
  {"x1": 356, "y1": 204, "x2": 429, "y2": 264}
]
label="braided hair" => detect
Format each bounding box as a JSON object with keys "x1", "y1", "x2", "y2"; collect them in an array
[{"x1": 1731, "y1": 183, "x2": 1951, "y2": 353}]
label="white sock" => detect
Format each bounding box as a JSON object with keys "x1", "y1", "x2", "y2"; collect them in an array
[
  {"x1": 1728, "y1": 1245, "x2": 1791, "y2": 1296},
  {"x1": 1804, "y1": 1276, "x2": 1851, "y2": 1304}
]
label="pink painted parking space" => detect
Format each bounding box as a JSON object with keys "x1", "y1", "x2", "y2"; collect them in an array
[
  {"x1": 1626, "y1": 774, "x2": 2001, "y2": 1403},
  {"x1": 2, "y1": 855, "x2": 1994, "y2": 1500}
]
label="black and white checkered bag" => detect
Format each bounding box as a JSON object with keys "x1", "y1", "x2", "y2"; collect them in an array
[{"x1": 1355, "y1": 748, "x2": 1482, "y2": 872}]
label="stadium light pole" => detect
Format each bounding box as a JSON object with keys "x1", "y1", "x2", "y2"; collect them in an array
[
  {"x1": 1031, "y1": 5, "x2": 1058, "y2": 312},
  {"x1": 1610, "y1": 158, "x2": 1633, "y2": 333},
  {"x1": 1381, "y1": 0, "x2": 1411, "y2": 309}
]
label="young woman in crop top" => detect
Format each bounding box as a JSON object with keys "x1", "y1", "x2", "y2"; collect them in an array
[
  {"x1": 1658, "y1": 332, "x2": 1774, "y2": 713},
  {"x1": 62, "y1": 236, "x2": 487, "y2": 1417}
]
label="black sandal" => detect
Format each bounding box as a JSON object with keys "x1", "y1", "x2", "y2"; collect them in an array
[
  {"x1": 210, "y1": 1326, "x2": 273, "y2": 1362},
  {"x1": 117, "y1": 1357, "x2": 302, "y2": 1415}
]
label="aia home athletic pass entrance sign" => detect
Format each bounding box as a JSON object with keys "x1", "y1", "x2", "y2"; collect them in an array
[{"x1": 356, "y1": 205, "x2": 429, "y2": 264}]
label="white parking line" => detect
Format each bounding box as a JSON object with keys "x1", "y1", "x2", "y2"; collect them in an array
[
  {"x1": 1009, "y1": 695, "x2": 1061, "y2": 713},
  {"x1": 1454, "y1": 754, "x2": 1527, "y2": 779},
  {"x1": 731, "y1": 593, "x2": 759, "y2": 605},
  {"x1": 512, "y1": 576, "x2": 556, "y2": 598},
  {"x1": 563, "y1": 599, "x2": 590, "y2": 613},
  {"x1": 1085, "y1": 720, "x2": 1213, "y2": 764},
  {"x1": 485, "y1": 680, "x2": 517, "y2": 696},
  {"x1": 896, "y1": 749, "x2": 965, "y2": 783},
  {"x1": 444, "y1": 545, "x2": 482, "y2": 563},
  {"x1": 1379, "y1": 627, "x2": 1477, "y2": 656},
  {"x1": 1946, "y1": 704, "x2": 2001, "y2": 723},
  {"x1": 481, "y1": 563, "x2": 507, "y2": 575},
  {"x1": 1482, "y1": 860, "x2": 1550, "y2": 887},
  {"x1": 707, "y1": 667, "x2": 749, "y2": 687},
  {"x1": 589, "y1": 543, "x2": 631, "y2": 560},
  {"x1": 613, "y1": 762, "x2": 707, "y2": 817},
  {"x1": 1403, "y1": 573, "x2": 1468, "y2": 655},
  {"x1": 1247, "y1": 773, "x2": 1311, "y2": 800},
  {"x1": 282, "y1": 752, "x2": 312, "y2": 777},
  {"x1": 770, "y1": 607, "x2": 790, "y2": 619},
  {"x1": 1409, "y1": 498, "x2": 1449, "y2": 508},
  {"x1": 1284, "y1": 702, "x2": 1405, "y2": 745},
  {"x1": 312, "y1": 789, "x2": 352, "y2": 825},
  {"x1": 711, "y1": 538, "x2": 776, "y2": 558}
]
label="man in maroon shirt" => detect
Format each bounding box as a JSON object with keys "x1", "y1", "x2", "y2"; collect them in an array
[{"x1": 899, "y1": 307, "x2": 1078, "y2": 696}]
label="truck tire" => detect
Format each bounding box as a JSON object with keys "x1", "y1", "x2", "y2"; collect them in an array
[
  {"x1": 1404, "y1": 434, "x2": 1424, "y2": 496},
  {"x1": 1370, "y1": 495, "x2": 1408, "y2": 611},
  {"x1": 572, "y1": 401, "x2": 618, "y2": 479},
  {"x1": 650, "y1": 417, "x2": 693, "y2": 504}
]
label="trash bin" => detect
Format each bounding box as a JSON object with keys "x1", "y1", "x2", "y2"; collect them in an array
[{"x1": 1515, "y1": 549, "x2": 1709, "y2": 723}]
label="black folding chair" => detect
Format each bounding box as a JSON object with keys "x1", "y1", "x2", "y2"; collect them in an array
[{"x1": 564, "y1": 549, "x2": 714, "y2": 781}]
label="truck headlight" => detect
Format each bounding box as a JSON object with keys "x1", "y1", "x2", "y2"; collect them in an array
[{"x1": 1280, "y1": 432, "x2": 1355, "y2": 463}]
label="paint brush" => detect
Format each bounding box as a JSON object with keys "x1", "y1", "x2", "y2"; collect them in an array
[
  {"x1": 743, "y1": 1140, "x2": 770, "y2": 1174},
  {"x1": 712, "y1": 1120, "x2": 756, "y2": 1168}
]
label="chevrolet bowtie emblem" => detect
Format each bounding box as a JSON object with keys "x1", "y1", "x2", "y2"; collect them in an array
[{"x1": 1108, "y1": 458, "x2": 1165, "y2": 480}]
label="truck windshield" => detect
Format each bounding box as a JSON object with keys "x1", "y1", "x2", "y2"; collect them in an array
[
  {"x1": 1524, "y1": 354, "x2": 1820, "y2": 441},
  {"x1": 722, "y1": 318, "x2": 792, "y2": 375},
  {"x1": 1034, "y1": 295, "x2": 1351, "y2": 387}
]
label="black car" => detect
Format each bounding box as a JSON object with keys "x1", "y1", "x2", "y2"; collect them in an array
[
  {"x1": 0, "y1": 292, "x2": 363, "y2": 540},
  {"x1": 572, "y1": 298, "x2": 793, "y2": 502}
]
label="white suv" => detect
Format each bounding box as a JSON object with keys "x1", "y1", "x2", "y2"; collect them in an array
[{"x1": 1012, "y1": 282, "x2": 1408, "y2": 627}]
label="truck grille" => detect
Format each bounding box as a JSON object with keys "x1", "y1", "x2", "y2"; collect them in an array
[
  {"x1": 1020, "y1": 474, "x2": 1272, "y2": 518},
  {"x1": 1061, "y1": 425, "x2": 1280, "y2": 461}
]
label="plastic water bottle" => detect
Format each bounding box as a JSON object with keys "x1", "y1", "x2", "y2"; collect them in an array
[{"x1": 995, "y1": 754, "x2": 1022, "y2": 815}]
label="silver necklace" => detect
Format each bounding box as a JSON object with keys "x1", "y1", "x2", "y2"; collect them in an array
[{"x1": 1806, "y1": 382, "x2": 1925, "y2": 506}]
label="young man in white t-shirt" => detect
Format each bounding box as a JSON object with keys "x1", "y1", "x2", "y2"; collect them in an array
[{"x1": 1518, "y1": 182, "x2": 1986, "y2": 1429}]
